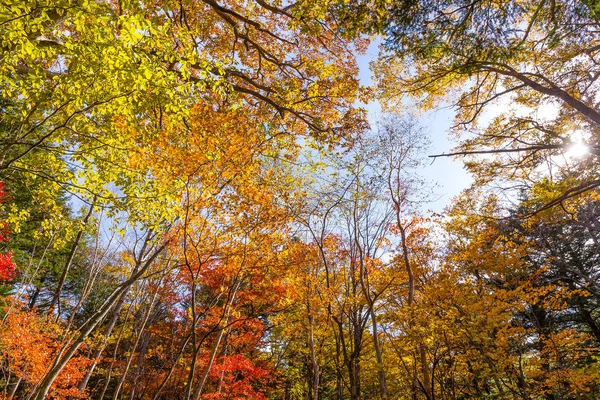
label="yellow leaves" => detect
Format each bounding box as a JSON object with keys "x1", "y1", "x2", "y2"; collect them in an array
[
  {"x1": 143, "y1": 68, "x2": 153, "y2": 80},
  {"x1": 118, "y1": 14, "x2": 149, "y2": 43},
  {"x1": 5, "y1": 205, "x2": 29, "y2": 235},
  {"x1": 119, "y1": 251, "x2": 136, "y2": 267},
  {"x1": 0, "y1": 2, "x2": 366, "y2": 393}
]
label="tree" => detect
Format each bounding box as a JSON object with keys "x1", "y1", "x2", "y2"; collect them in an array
[
  {"x1": 268, "y1": 113, "x2": 431, "y2": 399},
  {"x1": 0, "y1": 1, "x2": 367, "y2": 397},
  {"x1": 333, "y1": 0, "x2": 600, "y2": 211},
  {"x1": 0, "y1": 307, "x2": 93, "y2": 398},
  {"x1": 0, "y1": 182, "x2": 15, "y2": 283},
  {"x1": 439, "y1": 190, "x2": 600, "y2": 399}
]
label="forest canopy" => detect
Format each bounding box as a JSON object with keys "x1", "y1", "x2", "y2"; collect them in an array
[{"x1": 0, "y1": 0, "x2": 599, "y2": 399}]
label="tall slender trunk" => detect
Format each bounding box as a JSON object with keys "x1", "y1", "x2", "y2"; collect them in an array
[
  {"x1": 78, "y1": 288, "x2": 131, "y2": 391},
  {"x1": 113, "y1": 279, "x2": 162, "y2": 399},
  {"x1": 334, "y1": 333, "x2": 343, "y2": 400},
  {"x1": 215, "y1": 326, "x2": 231, "y2": 397},
  {"x1": 97, "y1": 305, "x2": 133, "y2": 400},
  {"x1": 8, "y1": 377, "x2": 21, "y2": 399},
  {"x1": 152, "y1": 331, "x2": 193, "y2": 400},
  {"x1": 372, "y1": 314, "x2": 388, "y2": 396},
  {"x1": 192, "y1": 279, "x2": 240, "y2": 400},
  {"x1": 308, "y1": 313, "x2": 320, "y2": 400},
  {"x1": 398, "y1": 219, "x2": 430, "y2": 399},
  {"x1": 184, "y1": 278, "x2": 199, "y2": 400},
  {"x1": 79, "y1": 243, "x2": 159, "y2": 391},
  {"x1": 419, "y1": 344, "x2": 431, "y2": 399},
  {"x1": 192, "y1": 324, "x2": 226, "y2": 400},
  {"x1": 48, "y1": 197, "x2": 95, "y2": 317},
  {"x1": 349, "y1": 350, "x2": 361, "y2": 400},
  {"x1": 66, "y1": 214, "x2": 106, "y2": 332},
  {"x1": 27, "y1": 241, "x2": 166, "y2": 400},
  {"x1": 357, "y1": 243, "x2": 387, "y2": 397}
]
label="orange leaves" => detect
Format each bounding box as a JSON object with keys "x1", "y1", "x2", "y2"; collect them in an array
[
  {"x1": 1, "y1": 309, "x2": 52, "y2": 384},
  {"x1": 0, "y1": 307, "x2": 93, "y2": 399},
  {"x1": 428, "y1": 193, "x2": 600, "y2": 398},
  {"x1": 1, "y1": 0, "x2": 364, "y2": 398}
]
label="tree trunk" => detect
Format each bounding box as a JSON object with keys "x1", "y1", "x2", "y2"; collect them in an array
[
  {"x1": 112, "y1": 279, "x2": 161, "y2": 399},
  {"x1": 399, "y1": 221, "x2": 430, "y2": 400},
  {"x1": 97, "y1": 307, "x2": 132, "y2": 400},
  {"x1": 8, "y1": 377, "x2": 21, "y2": 399},
  {"x1": 48, "y1": 198, "x2": 95, "y2": 317},
  {"x1": 78, "y1": 288, "x2": 131, "y2": 391},
  {"x1": 372, "y1": 314, "x2": 388, "y2": 397},
  {"x1": 152, "y1": 331, "x2": 193, "y2": 400},
  {"x1": 191, "y1": 278, "x2": 240, "y2": 400},
  {"x1": 308, "y1": 313, "x2": 320, "y2": 400},
  {"x1": 27, "y1": 242, "x2": 166, "y2": 400}
]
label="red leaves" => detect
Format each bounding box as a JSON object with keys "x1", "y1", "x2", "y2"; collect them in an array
[
  {"x1": 0, "y1": 181, "x2": 6, "y2": 202},
  {"x1": 0, "y1": 181, "x2": 15, "y2": 282},
  {"x1": 0, "y1": 251, "x2": 16, "y2": 281},
  {"x1": 204, "y1": 354, "x2": 271, "y2": 400}
]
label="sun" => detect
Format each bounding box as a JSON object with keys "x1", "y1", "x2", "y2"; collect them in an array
[
  {"x1": 565, "y1": 131, "x2": 590, "y2": 159},
  {"x1": 566, "y1": 142, "x2": 590, "y2": 159}
]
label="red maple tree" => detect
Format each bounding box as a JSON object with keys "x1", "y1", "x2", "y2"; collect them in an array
[{"x1": 0, "y1": 182, "x2": 15, "y2": 281}]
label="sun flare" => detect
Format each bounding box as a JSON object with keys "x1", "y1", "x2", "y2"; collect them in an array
[{"x1": 566, "y1": 142, "x2": 590, "y2": 159}]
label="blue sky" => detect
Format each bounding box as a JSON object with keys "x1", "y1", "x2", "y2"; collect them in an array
[{"x1": 355, "y1": 41, "x2": 473, "y2": 213}]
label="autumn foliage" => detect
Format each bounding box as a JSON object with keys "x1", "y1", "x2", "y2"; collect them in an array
[
  {"x1": 0, "y1": 307, "x2": 93, "y2": 399},
  {"x1": 0, "y1": 182, "x2": 15, "y2": 282},
  {"x1": 0, "y1": 0, "x2": 599, "y2": 399}
]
